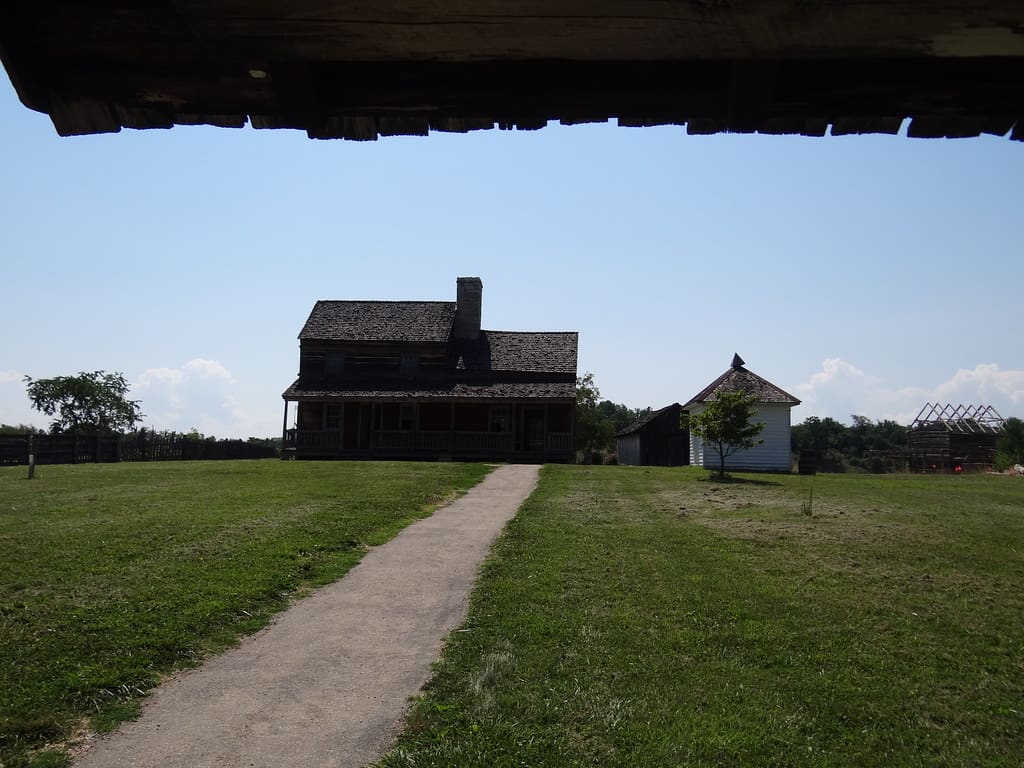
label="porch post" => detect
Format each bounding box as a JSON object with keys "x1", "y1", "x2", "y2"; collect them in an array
[
  {"x1": 543, "y1": 404, "x2": 549, "y2": 455},
  {"x1": 281, "y1": 400, "x2": 289, "y2": 444}
]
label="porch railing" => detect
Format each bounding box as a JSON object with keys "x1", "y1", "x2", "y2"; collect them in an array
[
  {"x1": 287, "y1": 429, "x2": 572, "y2": 456},
  {"x1": 295, "y1": 430, "x2": 341, "y2": 452},
  {"x1": 545, "y1": 432, "x2": 573, "y2": 452}
]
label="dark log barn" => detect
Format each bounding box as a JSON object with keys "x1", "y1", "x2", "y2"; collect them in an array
[
  {"x1": 908, "y1": 402, "x2": 1005, "y2": 473},
  {"x1": 615, "y1": 403, "x2": 689, "y2": 467},
  {"x1": 282, "y1": 278, "x2": 577, "y2": 462},
  {"x1": 2, "y1": 2, "x2": 1022, "y2": 141}
]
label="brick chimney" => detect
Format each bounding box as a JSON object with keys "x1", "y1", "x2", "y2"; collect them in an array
[{"x1": 453, "y1": 277, "x2": 482, "y2": 340}]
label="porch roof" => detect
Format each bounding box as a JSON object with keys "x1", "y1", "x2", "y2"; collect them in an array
[
  {"x1": 4, "y1": 2, "x2": 1023, "y2": 141},
  {"x1": 283, "y1": 379, "x2": 575, "y2": 401}
]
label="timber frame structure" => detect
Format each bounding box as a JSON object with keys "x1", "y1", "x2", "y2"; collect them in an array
[
  {"x1": 2, "y1": 2, "x2": 1023, "y2": 141},
  {"x1": 908, "y1": 402, "x2": 1006, "y2": 472},
  {"x1": 281, "y1": 277, "x2": 577, "y2": 462}
]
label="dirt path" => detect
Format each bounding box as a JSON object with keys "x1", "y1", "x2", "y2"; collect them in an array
[{"x1": 74, "y1": 464, "x2": 540, "y2": 768}]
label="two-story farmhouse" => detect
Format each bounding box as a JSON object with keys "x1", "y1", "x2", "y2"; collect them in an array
[{"x1": 282, "y1": 277, "x2": 577, "y2": 462}]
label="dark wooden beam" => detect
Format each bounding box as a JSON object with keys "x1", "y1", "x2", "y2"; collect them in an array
[{"x1": 3, "y1": 1, "x2": 1023, "y2": 140}]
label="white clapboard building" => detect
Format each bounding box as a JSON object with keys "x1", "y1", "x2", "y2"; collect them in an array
[{"x1": 684, "y1": 354, "x2": 801, "y2": 472}]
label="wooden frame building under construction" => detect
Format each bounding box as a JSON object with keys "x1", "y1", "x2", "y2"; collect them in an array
[{"x1": 907, "y1": 402, "x2": 1005, "y2": 473}]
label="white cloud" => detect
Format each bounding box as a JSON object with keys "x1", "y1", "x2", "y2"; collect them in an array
[
  {"x1": 932, "y1": 364, "x2": 1024, "y2": 406},
  {"x1": 134, "y1": 359, "x2": 249, "y2": 437},
  {"x1": 0, "y1": 369, "x2": 22, "y2": 384},
  {"x1": 182, "y1": 358, "x2": 236, "y2": 382},
  {"x1": 794, "y1": 358, "x2": 1024, "y2": 425}
]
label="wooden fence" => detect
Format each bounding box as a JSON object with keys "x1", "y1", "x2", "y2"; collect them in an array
[{"x1": 0, "y1": 432, "x2": 279, "y2": 466}]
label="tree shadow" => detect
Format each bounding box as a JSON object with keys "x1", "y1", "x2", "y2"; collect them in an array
[{"x1": 697, "y1": 474, "x2": 783, "y2": 487}]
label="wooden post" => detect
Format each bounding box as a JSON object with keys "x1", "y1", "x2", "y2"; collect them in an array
[
  {"x1": 281, "y1": 400, "x2": 289, "y2": 459},
  {"x1": 27, "y1": 433, "x2": 35, "y2": 479},
  {"x1": 338, "y1": 403, "x2": 345, "y2": 452}
]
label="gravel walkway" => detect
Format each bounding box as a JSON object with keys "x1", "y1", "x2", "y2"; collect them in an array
[{"x1": 74, "y1": 463, "x2": 540, "y2": 768}]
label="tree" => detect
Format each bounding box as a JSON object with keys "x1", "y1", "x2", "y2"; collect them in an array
[
  {"x1": 997, "y1": 416, "x2": 1024, "y2": 466},
  {"x1": 24, "y1": 371, "x2": 143, "y2": 434},
  {"x1": 597, "y1": 399, "x2": 651, "y2": 437},
  {"x1": 575, "y1": 372, "x2": 614, "y2": 455},
  {"x1": 689, "y1": 389, "x2": 764, "y2": 479}
]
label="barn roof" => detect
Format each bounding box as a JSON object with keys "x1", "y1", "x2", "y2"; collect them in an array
[
  {"x1": 684, "y1": 355, "x2": 800, "y2": 408},
  {"x1": 2, "y1": 2, "x2": 1022, "y2": 141},
  {"x1": 615, "y1": 403, "x2": 682, "y2": 438}
]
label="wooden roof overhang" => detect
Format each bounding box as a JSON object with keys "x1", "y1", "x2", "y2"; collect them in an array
[{"x1": 2, "y1": 2, "x2": 1023, "y2": 141}]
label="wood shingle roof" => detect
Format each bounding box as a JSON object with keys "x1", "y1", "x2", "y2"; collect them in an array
[
  {"x1": 684, "y1": 357, "x2": 800, "y2": 408},
  {"x1": 299, "y1": 301, "x2": 456, "y2": 343},
  {"x1": 615, "y1": 403, "x2": 681, "y2": 438},
  {"x1": 454, "y1": 331, "x2": 578, "y2": 375}
]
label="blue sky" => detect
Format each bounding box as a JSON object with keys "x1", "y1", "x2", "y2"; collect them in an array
[{"x1": 2, "y1": 72, "x2": 1022, "y2": 438}]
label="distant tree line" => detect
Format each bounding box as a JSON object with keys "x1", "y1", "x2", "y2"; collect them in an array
[
  {"x1": 792, "y1": 414, "x2": 1024, "y2": 473},
  {"x1": 791, "y1": 415, "x2": 908, "y2": 472}
]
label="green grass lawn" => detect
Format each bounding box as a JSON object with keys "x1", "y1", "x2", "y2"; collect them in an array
[
  {"x1": 380, "y1": 466, "x2": 1024, "y2": 768},
  {"x1": 0, "y1": 459, "x2": 490, "y2": 768}
]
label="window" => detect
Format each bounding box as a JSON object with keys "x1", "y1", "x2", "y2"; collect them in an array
[
  {"x1": 400, "y1": 352, "x2": 418, "y2": 376},
  {"x1": 300, "y1": 353, "x2": 325, "y2": 378},
  {"x1": 419, "y1": 403, "x2": 451, "y2": 431},
  {"x1": 400, "y1": 404, "x2": 416, "y2": 431},
  {"x1": 375, "y1": 403, "x2": 415, "y2": 431},
  {"x1": 454, "y1": 404, "x2": 488, "y2": 431},
  {"x1": 325, "y1": 404, "x2": 341, "y2": 430},
  {"x1": 348, "y1": 353, "x2": 400, "y2": 373},
  {"x1": 489, "y1": 406, "x2": 509, "y2": 433},
  {"x1": 325, "y1": 352, "x2": 345, "y2": 376},
  {"x1": 548, "y1": 404, "x2": 573, "y2": 433}
]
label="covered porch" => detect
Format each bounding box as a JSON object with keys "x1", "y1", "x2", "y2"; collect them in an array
[{"x1": 282, "y1": 399, "x2": 574, "y2": 462}]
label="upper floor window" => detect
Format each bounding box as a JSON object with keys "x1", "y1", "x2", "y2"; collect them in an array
[
  {"x1": 300, "y1": 353, "x2": 324, "y2": 378},
  {"x1": 348, "y1": 353, "x2": 401, "y2": 374},
  {"x1": 326, "y1": 352, "x2": 345, "y2": 376}
]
